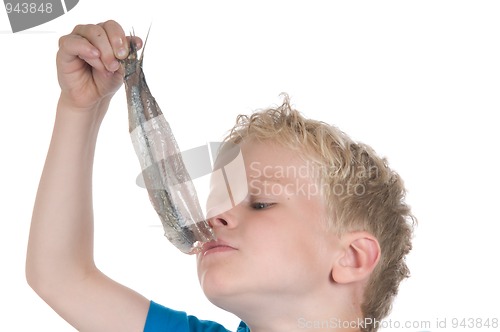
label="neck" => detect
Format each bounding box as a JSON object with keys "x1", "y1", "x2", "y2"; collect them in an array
[{"x1": 228, "y1": 285, "x2": 363, "y2": 332}]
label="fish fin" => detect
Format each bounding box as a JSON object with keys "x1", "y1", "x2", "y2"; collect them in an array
[{"x1": 139, "y1": 23, "x2": 153, "y2": 65}]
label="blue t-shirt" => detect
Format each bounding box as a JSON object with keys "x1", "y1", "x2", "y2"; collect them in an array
[{"x1": 144, "y1": 301, "x2": 249, "y2": 332}]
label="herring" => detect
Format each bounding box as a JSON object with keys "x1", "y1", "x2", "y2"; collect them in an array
[{"x1": 122, "y1": 32, "x2": 215, "y2": 254}]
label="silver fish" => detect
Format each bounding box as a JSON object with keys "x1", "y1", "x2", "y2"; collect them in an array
[{"x1": 122, "y1": 34, "x2": 215, "y2": 254}]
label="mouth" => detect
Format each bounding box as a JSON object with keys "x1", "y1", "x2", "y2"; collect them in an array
[{"x1": 201, "y1": 240, "x2": 237, "y2": 256}]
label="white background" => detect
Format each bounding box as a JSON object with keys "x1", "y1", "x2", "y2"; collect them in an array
[{"x1": 1, "y1": 1, "x2": 499, "y2": 331}]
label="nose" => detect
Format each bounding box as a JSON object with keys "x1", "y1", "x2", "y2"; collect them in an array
[
  {"x1": 206, "y1": 201, "x2": 239, "y2": 229},
  {"x1": 208, "y1": 215, "x2": 229, "y2": 228}
]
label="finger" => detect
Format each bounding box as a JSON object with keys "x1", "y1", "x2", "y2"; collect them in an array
[
  {"x1": 72, "y1": 23, "x2": 120, "y2": 73},
  {"x1": 57, "y1": 34, "x2": 106, "y2": 73},
  {"x1": 100, "y1": 20, "x2": 129, "y2": 60},
  {"x1": 127, "y1": 35, "x2": 143, "y2": 51}
]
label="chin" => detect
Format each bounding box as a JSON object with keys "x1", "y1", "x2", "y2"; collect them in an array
[
  {"x1": 199, "y1": 269, "x2": 230, "y2": 297},
  {"x1": 198, "y1": 270, "x2": 246, "y2": 311}
]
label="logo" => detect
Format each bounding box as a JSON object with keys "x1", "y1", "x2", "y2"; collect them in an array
[
  {"x1": 4, "y1": 0, "x2": 79, "y2": 33},
  {"x1": 136, "y1": 142, "x2": 248, "y2": 220}
]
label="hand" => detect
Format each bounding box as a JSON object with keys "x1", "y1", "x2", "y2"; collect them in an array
[{"x1": 56, "y1": 20, "x2": 142, "y2": 111}]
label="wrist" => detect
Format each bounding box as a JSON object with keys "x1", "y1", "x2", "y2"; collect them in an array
[
  {"x1": 54, "y1": 98, "x2": 113, "y2": 151},
  {"x1": 56, "y1": 94, "x2": 112, "y2": 129}
]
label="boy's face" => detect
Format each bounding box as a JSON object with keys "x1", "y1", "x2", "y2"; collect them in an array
[{"x1": 197, "y1": 139, "x2": 340, "y2": 313}]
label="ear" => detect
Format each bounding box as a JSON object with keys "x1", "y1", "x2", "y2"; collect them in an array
[{"x1": 331, "y1": 232, "x2": 381, "y2": 284}]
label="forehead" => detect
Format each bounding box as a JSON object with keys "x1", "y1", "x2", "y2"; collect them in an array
[
  {"x1": 206, "y1": 139, "x2": 326, "y2": 217},
  {"x1": 210, "y1": 139, "x2": 326, "y2": 185},
  {"x1": 240, "y1": 140, "x2": 318, "y2": 181}
]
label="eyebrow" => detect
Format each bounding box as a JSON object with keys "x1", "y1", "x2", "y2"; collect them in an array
[
  {"x1": 249, "y1": 175, "x2": 288, "y2": 182},
  {"x1": 248, "y1": 175, "x2": 286, "y2": 185}
]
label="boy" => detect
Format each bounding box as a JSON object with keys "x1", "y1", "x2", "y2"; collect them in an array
[{"x1": 26, "y1": 20, "x2": 414, "y2": 332}]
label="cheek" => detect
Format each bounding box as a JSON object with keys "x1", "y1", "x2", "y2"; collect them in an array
[
  {"x1": 252, "y1": 209, "x2": 332, "y2": 272},
  {"x1": 246, "y1": 217, "x2": 322, "y2": 268},
  {"x1": 244, "y1": 229, "x2": 330, "y2": 293}
]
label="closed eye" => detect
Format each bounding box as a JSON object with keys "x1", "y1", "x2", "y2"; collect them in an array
[{"x1": 251, "y1": 202, "x2": 276, "y2": 210}]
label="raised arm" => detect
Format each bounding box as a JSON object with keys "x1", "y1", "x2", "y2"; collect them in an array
[{"x1": 26, "y1": 20, "x2": 150, "y2": 332}]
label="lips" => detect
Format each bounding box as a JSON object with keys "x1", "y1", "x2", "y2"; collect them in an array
[{"x1": 201, "y1": 240, "x2": 237, "y2": 256}]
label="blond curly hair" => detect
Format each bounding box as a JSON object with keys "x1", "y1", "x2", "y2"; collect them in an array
[{"x1": 223, "y1": 94, "x2": 416, "y2": 332}]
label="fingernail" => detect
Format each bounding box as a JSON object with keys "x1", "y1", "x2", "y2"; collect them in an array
[
  {"x1": 90, "y1": 48, "x2": 100, "y2": 57},
  {"x1": 109, "y1": 60, "x2": 120, "y2": 72},
  {"x1": 117, "y1": 48, "x2": 127, "y2": 58}
]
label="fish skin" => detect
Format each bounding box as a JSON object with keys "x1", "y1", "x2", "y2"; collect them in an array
[{"x1": 122, "y1": 36, "x2": 215, "y2": 254}]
